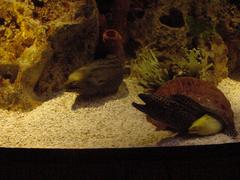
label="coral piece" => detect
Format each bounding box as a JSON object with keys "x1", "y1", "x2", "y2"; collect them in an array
[
  {"x1": 0, "y1": 0, "x2": 99, "y2": 110},
  {"x1": 99, "y1": 14, "x2": 107, "y2": 37},
  {"x1": 103, "y1": 29, "x2": 125, "y2": 59},
  {"x1": 111, "y1": 0, "x2": 129, "y2": 42},
  {"x1": 96, "y1": 0, "x2": 129, "y2": 42},
  {"x1": 95, "y1": 0, "x2": 129, "y2": 59}
]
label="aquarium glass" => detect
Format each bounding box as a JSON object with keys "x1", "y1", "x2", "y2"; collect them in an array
[{"x1": 0, "y1": 0, "x2": 239, "y2": 148}]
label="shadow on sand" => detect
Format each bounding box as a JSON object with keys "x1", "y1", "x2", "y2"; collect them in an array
[
  {"x1": 229, "y1": 69, "x2": 240, "y2": 81},
  {"x1": 71, "y1": 81, "x2": 129, "y2": 110}
]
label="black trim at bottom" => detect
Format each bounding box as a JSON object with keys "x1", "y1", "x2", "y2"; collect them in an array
[{"x1": 0, "y1": 143, "x2": 240, "y2": 179}]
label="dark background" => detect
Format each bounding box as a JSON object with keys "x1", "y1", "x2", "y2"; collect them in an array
[{"x1": 0, "y1": 143, "x2": 240, "y2": 179}]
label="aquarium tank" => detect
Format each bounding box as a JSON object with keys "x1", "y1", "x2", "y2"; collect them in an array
[{"x1": 0, "y1": 0, "x2": 239, "y2": 148}]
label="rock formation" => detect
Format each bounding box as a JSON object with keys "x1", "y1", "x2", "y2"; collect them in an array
[
  {"x1": 1, "y1": 0, "x2": 240, "y2": 110},
  {"x1": 127, "y1": 0, "x2": 240, "y2": 81},
  {"x1": 0, "y1": 0, "x2": 99, "y2": 110}
]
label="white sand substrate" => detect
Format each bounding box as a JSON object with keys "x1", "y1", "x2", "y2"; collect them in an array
[{"x1": 0, "y1": 77, "x2": 239, "y2": 148}]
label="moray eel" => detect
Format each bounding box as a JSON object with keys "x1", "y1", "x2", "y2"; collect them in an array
[
  {"x1": 132, "y1": 94, "x2": 228, "y2": 136},
  {"x1": 189, "y1": 114, "x2": 223, "y2": 136},
  {"x1": 64, "y1": 55, "x2": 124, "y2": 97}
]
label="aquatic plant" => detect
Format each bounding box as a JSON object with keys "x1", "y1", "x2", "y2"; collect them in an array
[
  {"x1": 131, "y1": 47, "x2": 169, "y2": 91},
  {"x1": 173, "y1": 48, "x2": 213, "y2": 80},
  {"x1": 103, "y1": 29, "x2": 125, "y2": 59},
  {"x1": 131, "y1": 47, "x2": 214, "y2": 91}
]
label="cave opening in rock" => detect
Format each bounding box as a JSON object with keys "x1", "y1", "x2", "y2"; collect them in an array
[
  {"x1": 0, "y1": 65, "x2": 19, "y2": 84},
  {"x1": 31, "y1": 0, "x2": 44, "y2": 8},
  {"x1": 160, "y1": 8, "x2": 185, "y2": 28},
  {"x1": 0, "y1": 17, "x2": 5, "y2": 25},
  {"x1": 125, "y1": 38, "x2": 142, "y2": 57},
  {"x1": 96, "y1": 0, "x2": 114, "y2": 14},
  {"x1": 127, "y1": 8, "x2": 145, "y2": 23}
]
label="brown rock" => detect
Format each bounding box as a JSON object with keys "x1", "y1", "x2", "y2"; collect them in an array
[
  {"x1": 127, "y1": 0, "x2": 189, "y2": 59},
  {"x1": 127, "y1": 0, "x2": 240, "y2": 75}
]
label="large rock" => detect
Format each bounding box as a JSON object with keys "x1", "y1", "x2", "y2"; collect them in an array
[
  {"x1": 127, "y1": 0, "x2": 240, "y2": 82},
  {"x1": 211, "y1": 0, "x2": 240, "y2": 72},
  {"x1": 127, "y1": 0, "x2": 189, "y2": 59},
  {"x1": 0, "y1": 0, "x2": 99, "y2": 110}
]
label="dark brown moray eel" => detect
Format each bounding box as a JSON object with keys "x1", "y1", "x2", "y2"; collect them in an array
[
  {"x1": 132, "y1": 94, "x2": 238, "y2": 137},
  {"x1": 64, "y1": 55, "x2": 125, "y2": 97}
]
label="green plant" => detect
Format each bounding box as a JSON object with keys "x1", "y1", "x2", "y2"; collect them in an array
[
  {"x1": 131, "y1": 47, "x2": 169, "y2": 91},
  {"x1": 174, "y1": 48, "x2": 213, "y2": 80},
  {"x1": 131, "y1": 47, "x2": 214, "y2": 91}
]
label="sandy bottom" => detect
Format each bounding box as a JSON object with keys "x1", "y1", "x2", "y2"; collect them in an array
[{"x1": 0, "y1": 77, "x2": 239, "y2": 148}]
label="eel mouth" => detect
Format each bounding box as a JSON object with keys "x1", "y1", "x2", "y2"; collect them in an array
[
  {"x1": 64, "y1": 82, "x2": 80, "y2": 92},
  {"x1": 138, "y1": 93, "x2": 157, "y2": 104},
  {"x1": 132, "y1": 93, "x2": 157, "y2": 113}
]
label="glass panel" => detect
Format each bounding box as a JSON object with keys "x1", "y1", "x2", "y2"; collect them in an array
[{"x1": 0, "y1": 0, "x2": 239, "y2": 148}]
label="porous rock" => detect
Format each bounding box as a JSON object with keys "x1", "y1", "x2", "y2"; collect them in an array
[
  {"x1": 127, "y1": 0, "x2": 189, "y2": 59},
  {"x1": 0, "y1": 0, "x2": 99, "y2": 110},
  {"x1": 127, "y1": 0, "x2": 240, "y2": 79}
]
